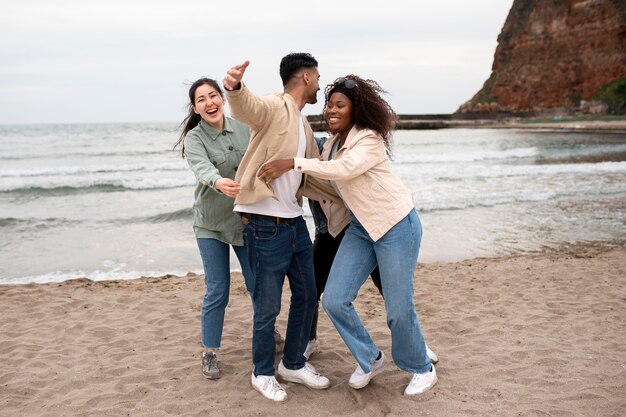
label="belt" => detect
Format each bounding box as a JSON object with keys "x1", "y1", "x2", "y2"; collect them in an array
[{"x1": 240, "y1": 212, "x2": 297, "y2": 225}]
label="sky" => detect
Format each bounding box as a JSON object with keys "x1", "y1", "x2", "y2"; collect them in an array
[{"x1": 0, "y1": 0, "x2": 514, "y2": 124}]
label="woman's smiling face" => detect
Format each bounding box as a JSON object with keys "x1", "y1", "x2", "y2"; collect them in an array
[
  {"x1": 193, "y1": 83, "x2": 224, "y2": 129},
  {"x1": 324, "y1": 92, "x2": 354, "y2": 136}
]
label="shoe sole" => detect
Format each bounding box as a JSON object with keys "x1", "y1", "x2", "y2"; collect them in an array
[
  {"x1": 349, "y1": 362, "x2": 388, "y2": 389},
  {"x1": 203, "y1": 372, "x2": 221, "y2": 380}
]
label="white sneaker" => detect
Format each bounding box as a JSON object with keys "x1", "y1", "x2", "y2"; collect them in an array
[
  {"x1": 303, "y1": 338, "x2": 321, "y2": 359},
  {"x1": 426, "y1": 344, "x2": 439, "y2": 364},
  {"x1": 278, "y1": 361, "x2": 330, "y2": 389},
  {"x1": 348, "y1": 352, "x2": 388, "y2": 389},
  {"x1": 251, "y1": 373, "x2": 287, "y2": 402},
  {"x1": 404, "y1": 365, "x2": 438, "y2": 396}
]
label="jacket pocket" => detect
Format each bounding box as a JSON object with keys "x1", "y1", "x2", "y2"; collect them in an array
[{"x1": 209, "y1": 152, "x2": 227, "y2": 170}]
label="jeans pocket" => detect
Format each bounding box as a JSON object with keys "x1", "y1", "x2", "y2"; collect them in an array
[{"x1": 253, "y1": 223, "x2": 278, "y2": 241}]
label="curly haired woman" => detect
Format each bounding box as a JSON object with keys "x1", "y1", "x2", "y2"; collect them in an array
[{"x1": 258, "y1": 75, "x2": 437, "y2": 396}]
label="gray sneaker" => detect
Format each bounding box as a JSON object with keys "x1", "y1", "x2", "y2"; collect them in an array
[{"x1": 202, "y1": 352, "x2": 221, "y2": 379}]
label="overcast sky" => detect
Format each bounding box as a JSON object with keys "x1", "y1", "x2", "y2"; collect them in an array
[{"x1": 0, "y1": 0, "x2": 514, "y2": 124}]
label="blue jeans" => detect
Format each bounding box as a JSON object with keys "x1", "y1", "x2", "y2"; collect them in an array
[
  {"x1": 244, "y1": 215, "x2": 316, "y2": 376},
  {"x1": 322, "y1": 209, "x2": 431, "y2": 374},
  {"x1": 197, "y1": 238, "x2": 253, "y2": 349}
]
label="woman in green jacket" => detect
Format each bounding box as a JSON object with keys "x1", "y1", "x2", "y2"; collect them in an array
[{"x1": 175, "y1": 78, "x2": 252, "y2": 380}]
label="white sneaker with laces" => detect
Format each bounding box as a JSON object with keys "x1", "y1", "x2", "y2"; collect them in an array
[
  {"x1": 426, "y1": 344, "x2": 439, "y2": 364},
  {"x1": 404, "y1": 365, "x2": 438, "y2": 396},
  {"x1": 348, "y1": 351, "x2": 388, "y2": 389},
  {"x1": 251, "y1": 373, "x2": 287, "y2": 402},
  {"x1": 277, "y1": 361, "x2": 330, "y2": 389},
  {"x1": 303, "y1": 338, "x2": 321, "y2": 359}
]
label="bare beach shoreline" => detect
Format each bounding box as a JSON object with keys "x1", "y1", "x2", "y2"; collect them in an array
[{"x1": 1, "y1": 246, "x2": 624, "y2": 417}]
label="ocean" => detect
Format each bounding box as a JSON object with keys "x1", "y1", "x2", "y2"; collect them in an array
[{"x1": 1, "y1": 123, "x2": 625, "y2": 284}]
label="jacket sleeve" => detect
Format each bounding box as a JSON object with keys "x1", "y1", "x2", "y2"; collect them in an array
[
  {"x1": 225, "y1": 83, "x2": 274, "y2": 131},
  {"x1": 184, "y1": 132, "x2": 221, "y2": 191},
  {"x1": 294, "y1": 132, "x2": 387, "y2": 180}
]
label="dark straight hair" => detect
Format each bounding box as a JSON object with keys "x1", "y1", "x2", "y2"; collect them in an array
[{"x1": 174, "y1": 78, "x2": 223, "y2": 158}]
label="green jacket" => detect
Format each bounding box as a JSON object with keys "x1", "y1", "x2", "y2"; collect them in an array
[{"x1": 184, "y1": 117, "x2": 250, "y2": 245}]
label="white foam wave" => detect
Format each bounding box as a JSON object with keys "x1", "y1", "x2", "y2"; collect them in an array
[
  {"x1": 396, "y1": 147, "x2": 539, "y2": 163},
  {"x1": 0, "y1": 176, "x2": 195, "y2": 192},
  {"x1": 0, "y1": 161, "x2": 188, "y2": 178},
  {"x1": 0, "y1": 268, "x2": 214, "y2": 285},
  {"x1": 393, "y1": 161, "x2": 626, "y2": 183}
]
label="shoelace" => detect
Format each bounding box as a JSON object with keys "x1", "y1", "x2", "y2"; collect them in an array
[
  {"x1": 410, "y1": 368, "x2": 431, "y2": 383},
  {"x1": 303, "y1": 363, "x2": 323, "y2": 379},
  {"x1": 208, "y1": 355, "x2": 217, "y2": 368},
  {"x1": 262, "y1": 377, "x2": 284, "y2": 396},
  {"x1": 203, "y1": 353, "x2": 217, "y2": 368}
]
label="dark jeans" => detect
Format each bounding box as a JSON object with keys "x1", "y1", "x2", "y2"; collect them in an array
[
  {"x1": 244, "y1": 215, "x2": 316, "y2": 376},
  {"x1": 309, "y1": 226, "x2": 382, "y2": 341}
]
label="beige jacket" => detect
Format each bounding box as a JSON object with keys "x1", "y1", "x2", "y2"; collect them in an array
[
  {"x1": 294, "y1": 126, "x2": 415, "y2": 241},
  {"x1": 227, "y1": 83, "x2": 350, "y2": 234}
]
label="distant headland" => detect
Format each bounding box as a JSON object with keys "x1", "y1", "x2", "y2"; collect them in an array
[
  {"x1": 306, "y1": 114, "x2": 626, "y2": 132},
  {"x1": 456, "y1": 0, "x2": 625, "y2": 117}
]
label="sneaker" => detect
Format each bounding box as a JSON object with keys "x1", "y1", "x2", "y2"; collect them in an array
[
  {"x1": 274, "y1": 328, "x2": 283, "y2": 353},
  {"x1": 251, "y1": 373, "x2": 288, "y2": 402},
  {"x1": 202, "y1": 352, "x2": 221, "y2": 379},
  {"x1": 278, "y1": 361, "x2": 330, "y2": 389},
  {"x1": 303, "y1": 338, "x2": 321, "y2": 359},
  {"x1": 348, "y1": 351, "x2": 388, "y2": 389},
  {"x1": 404, "y1": 365, "x2": 438, "y2": 396},
  {"x1": 426, "y1": 344, "x2": 439, "y2": 364}
]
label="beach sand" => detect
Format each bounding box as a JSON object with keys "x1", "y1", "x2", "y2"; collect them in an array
[{"x1": 1, "y1": 247, "x2": 625, "y2": 416}]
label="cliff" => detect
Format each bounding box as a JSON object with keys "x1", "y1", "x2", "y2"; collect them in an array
[{"x1": 458, "y1": 0, "x2": 626, "y2": 115}]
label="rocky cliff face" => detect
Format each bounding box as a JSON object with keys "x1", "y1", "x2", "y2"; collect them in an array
[{"x1": 458, "y1": 0, "x2": 626, "y2": 115}]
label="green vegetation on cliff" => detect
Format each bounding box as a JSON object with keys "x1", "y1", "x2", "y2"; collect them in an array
[{"x1": 594, "y1": 77, "x2": 626, "y2": 113}]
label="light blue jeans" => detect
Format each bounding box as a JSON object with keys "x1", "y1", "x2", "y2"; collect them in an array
[
  {"x1": 197, "y1": 238, "x2": 253, "y2": 349},
  {"x1": 322, "y1": 209, "x2": 431, "y2": 374}
]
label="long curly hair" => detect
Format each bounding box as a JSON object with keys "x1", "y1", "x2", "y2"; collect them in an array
[{"x1": 323, "y1": 75, "x2": 397, "y2": 154}]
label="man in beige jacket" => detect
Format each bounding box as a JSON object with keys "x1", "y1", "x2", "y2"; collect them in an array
[{"x1": 223, "y1": 53, "x2": 346, "y2": 402}]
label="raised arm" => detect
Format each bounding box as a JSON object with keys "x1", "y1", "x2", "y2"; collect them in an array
[{"x1": 223, "y1": 60, "x2": 250, "y2": 91}]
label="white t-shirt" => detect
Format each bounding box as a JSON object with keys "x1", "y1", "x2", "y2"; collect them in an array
[{"x1": 234, "y1": 116, "x2": 307, "y2": 218}]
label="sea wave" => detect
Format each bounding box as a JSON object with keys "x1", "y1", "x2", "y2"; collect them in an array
[
  {"x1": 0, "y1": 216, "x2": 77, "y2": 230},
  {"x1": 0, "y1": 178, "x2": 195, "y2": 194},
  {"x1": 425, "y1": 160, "x2": 626, "y2": 181},
  {"x1": 395, "y1": 147, "x2": 538, "y2": 163},
  {"x1": 0, "y1": 208, "x2": 194, "y2": 233},
  {"x1": 395, "y1": 144, "x2": 626, "y2": 164},
  {"x1": 0, "y1": 161, "x2": 188, "y2": 178},
  {"x1": 416, "y1": 188, "x2": 626, "y2": 212},
  {"x1": 0, "y1": 149, "x2": 172, "y2": 161},
  {"x1": 0, "y1": 268, "x2": 211, "y2": 285},
  {"x1": 119, "y1": 208, "x2": 193, "y2": 224}
]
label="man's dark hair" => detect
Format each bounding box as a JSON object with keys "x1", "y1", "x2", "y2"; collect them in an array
[{"x1": 279, "y1": 52, "x2": 318, "y2": 86}]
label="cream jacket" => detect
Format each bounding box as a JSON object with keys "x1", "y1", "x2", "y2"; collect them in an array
[
  {"x1": 294, "y1": 126, "x2": 415, "y2": 241},
  {"x1": 226, "y1": 83, "x2": 350, "y2": 234}
]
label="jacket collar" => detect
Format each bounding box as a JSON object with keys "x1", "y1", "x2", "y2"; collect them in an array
[
  {"x1": 199, "y1": 117, "x2": 234, "y2": 141},
  {"x1": 324, "y1": 125, "x2": 361, "y2": 158}
]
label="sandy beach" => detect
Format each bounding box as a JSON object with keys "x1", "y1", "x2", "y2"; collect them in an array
[{"x1": 1, "y1": 246, "x2": 625, "y2": 417}]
